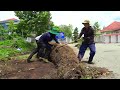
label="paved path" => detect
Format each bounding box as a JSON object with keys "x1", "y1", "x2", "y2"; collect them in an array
[{"x1": 68, "y1": 43, "x2": 120, "y2": 79}]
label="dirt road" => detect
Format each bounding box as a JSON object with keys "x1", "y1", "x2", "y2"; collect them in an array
[{"x1": 68, "y1": 43, "x2": 120, "y2": 79}]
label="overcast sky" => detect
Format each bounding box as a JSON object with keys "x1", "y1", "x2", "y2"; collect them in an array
[{"x1": 0, "y1": 11, "x2": 120, "y2": 32}]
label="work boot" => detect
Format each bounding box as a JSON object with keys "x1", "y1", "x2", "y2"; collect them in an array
[
  {"x1": 88, "y1": 59, "x2": 94, "y2": 64},
  {"x1": 27, "y1": 59, "x2": 33, "y2": 63},
  {"x1": 36, "y1": 54, "x2": 39, "y2": 59},
  {"x1": 88, "y1": 61, "x2": 94, "y2": 64},
  {"x1": 88, "y1": 57, "x2": 94, "y2": 64}
]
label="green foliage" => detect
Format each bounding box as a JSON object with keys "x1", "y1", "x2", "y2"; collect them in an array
[
  {"x1": 0, "y1": 37, "x2": 35, "y2": 61},
  {"x1": 14, "y1": 11, "x2": 52, "y2": 37},
  {"x1": 7, "y1": 20, "x2": 17, "y2": 34},
  {"x1": 5, "y1": 35, "x2": 13, "y2": 40},
  {"x1": 0, "y1": 25, "x2": 5, "y2": 36},
  {"x1": 0, "y1": 48, "x2": 20, "y2": 60},
  {"x1": 93, "y1": 22, "x2": 101, "y2": 36},
  {"x1": 0, "y1": 20, "x2": 18, "y2": 40},
  {"x1": 73, "y1": 27, "x2": 79, "y2": 42},
  {"x1": 0, "y1": 24, "x2": 7, "y2": 40},
  {"x1": 58, "y1": 24, "x2": 73, "y2": 38},
  {"x1": 49, "y1": 21, "x2": 54, "y2": 29}
]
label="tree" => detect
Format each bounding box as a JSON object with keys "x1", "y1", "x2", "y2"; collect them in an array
[
  {"x1": 93, "y1": 22, "x2": 101, "y2": 36},
  {"x1": 7, "y1": 20, "x2": 17, "y2": 35},
  {"x1": 0, "y1": 25, "x2": 5, "y2": 36},
  {"x1": 16, "y1": 19, "x2": 29, "y2": 37},
  {"x1": 14, "y1": 11, "x2": 52, "y2": 37},
  {"x1": 0, "y1": 25, "x2": 6, "y2": 40},
  {"x1": 49, "y1": 21, "x2": 54, "y2": 29},
  {"x1": 73, "y1": 27, "x2": 78, "y2": 42},
  {"x1": 59, "y1": 24, "x2": 73, "y2": 38}
]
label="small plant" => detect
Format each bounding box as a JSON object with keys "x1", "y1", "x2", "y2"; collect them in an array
[{"x1": 0, "y1": 37, "x2": 35, "y2": 61}]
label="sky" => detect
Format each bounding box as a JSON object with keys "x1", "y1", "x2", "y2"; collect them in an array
[{"x1": 0, "y1": 11, "x2": 120, "y2": 32}]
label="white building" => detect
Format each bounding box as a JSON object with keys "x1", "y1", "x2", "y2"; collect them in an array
[{"x1": 100, "y1": 21, "x2": 120, "y2": 43}]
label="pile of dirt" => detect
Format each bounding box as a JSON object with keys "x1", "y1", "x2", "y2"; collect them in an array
[
  {"x1": 0, "y1": 44, "x2": 112, "y2": 79},
  {"x1": 50, "y1": 44, "x2": 80, "y2": 78},
  {"x1": 50, "y1": 44, "x2": 111, "y2": 79}
]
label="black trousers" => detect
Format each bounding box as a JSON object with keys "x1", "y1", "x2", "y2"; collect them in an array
[
  {"x1": 38, "y1": 42, "x2": 53, "y2": 60},
  {"x1": 27, "y1": 40, "x2": 40, "y2": 60},
  {"x1": 27, "y1": 41, "x2": 53, "y2": 61}
]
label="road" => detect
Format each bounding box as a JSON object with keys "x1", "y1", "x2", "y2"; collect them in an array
[{"x1": 68, "y1": 43, "x2": 120, "y2": 79}]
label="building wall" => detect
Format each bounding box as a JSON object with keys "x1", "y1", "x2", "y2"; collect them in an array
[
  {"x1": 94, "y1": 36, "x2": 101, "y2": 43},
  {"x1": 118, "y1": 35, "x2": 120, "y2": 43},
  {"x1": 100, "y1": 29, "x2": 120, "y2": 43},
  {"x1": 101, "y1": 36, "x2": 105, "y2": 43},
  {"x1": 111, "y1": 35, "x2": 116, "y2": 43},
  {"x1": 104, "y1": 36, "x2": 109, "y2": 43}
]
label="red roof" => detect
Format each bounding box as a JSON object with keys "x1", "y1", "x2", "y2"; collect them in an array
[
  {"x1": 104, "y1": 34, "x2": 120, "y2": 36},
  {"x1": 100, "y1": 21, "x2": 120, "y2": 32},
  {"x1": 4, "y1": 18, "x2": 18, "y2": 21}
]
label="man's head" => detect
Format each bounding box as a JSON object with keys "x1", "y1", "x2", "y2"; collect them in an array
[
  {"x1": 48, "y1": 27, "x2": 59, "y2": 35},
  {"x1": 82, "y1": 20, "x2": 90, "y2": 28}
]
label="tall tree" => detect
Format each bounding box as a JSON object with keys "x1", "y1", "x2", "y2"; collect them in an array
[
  {"x1": 14, "y1": 11, "x2": 52, "y2": 37},
  {"x1": 7, "y1": 20, "x2": 17, "y2": 35},
  {"x1": 0, "y1": 25, "x2": 6, "y2": 40},
  {"x1": 0, "y1": 25, "x2": 5, "y2": 36},
  {"x1": 73, "y1": 27, "x2": 78, "y2": 42},
  {"x1": 93, "y1": 22, "x2": 101, "y2": 36},
  {"x1": 59, "y1": 24, "x2": 73, "y2": 38}
]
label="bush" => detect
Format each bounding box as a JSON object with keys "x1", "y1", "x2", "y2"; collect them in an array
[{"x1": 0, "y1": 37, "x2": 35, "y2": 61}]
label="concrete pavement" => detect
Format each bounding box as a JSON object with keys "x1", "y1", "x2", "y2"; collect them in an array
[{"x1": 68, "y1": 43, "x2": 120, "y2": 79}]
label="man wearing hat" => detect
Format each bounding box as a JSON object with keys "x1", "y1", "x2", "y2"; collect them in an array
[
  {"x1": 27, "y1": 27, "x2": 60, "y2": 63},
  {"x1": 77, "y1": 20, "x2": 96, "y2": 64}
]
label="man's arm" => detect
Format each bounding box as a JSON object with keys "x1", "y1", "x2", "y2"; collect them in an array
[{"x1": 53, "y1": 36, "x2": 60, "y2": 44}]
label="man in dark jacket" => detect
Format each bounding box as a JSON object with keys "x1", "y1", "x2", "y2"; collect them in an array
[
  {"x1": 27, "y1": 27, "x2": 60, "y2": 63},
  {"x1": 78, "y1": 20, "x2": 96, "y2": 64}
]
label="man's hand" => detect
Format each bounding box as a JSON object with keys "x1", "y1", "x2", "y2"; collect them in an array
[
  {"x1": 53, "y1": 43, "x2": 58, "y2": 46},
  {"x1": 49, "y1": 42, "x2": 59, "y2": 46}
]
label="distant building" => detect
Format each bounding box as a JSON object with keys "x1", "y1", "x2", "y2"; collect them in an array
[
  {"x1": 0, "y1": 18, "x2": 19, "y2": 29},
  {"x1": 100, "y1": 21, "x2": 120, "y2": 43}
]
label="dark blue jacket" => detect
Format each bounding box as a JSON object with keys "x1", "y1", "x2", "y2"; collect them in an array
[
  {"x1": 39, "y1": 32, "x2": 59, "y2": 44},
  {"x1": 78, "y1": 26, "x2": 95, "y2": 44}
]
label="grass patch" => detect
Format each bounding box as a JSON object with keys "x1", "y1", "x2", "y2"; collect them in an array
[{"x1": 0, "y1": 37, "x2": 35, "y2": 61}]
